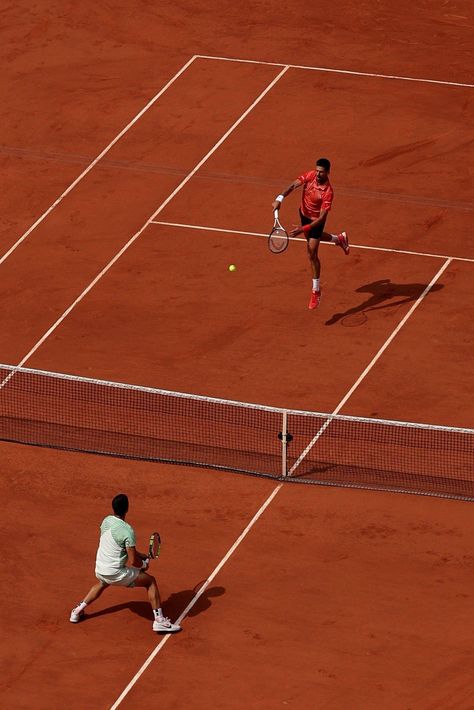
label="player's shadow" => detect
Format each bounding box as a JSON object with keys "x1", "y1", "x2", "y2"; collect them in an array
[
  {"x1": 84, "y1": 600, "x2": 153, "y2": 621},
  {"x1": 82, "y1": 583, "x2": 225, "y2": 622},
  {"x1": 325, "y1": 278, "x2": 444, "y2": 326},
  {"x1": 163, "y1": 582, "x2": 225, "y2": 619}
]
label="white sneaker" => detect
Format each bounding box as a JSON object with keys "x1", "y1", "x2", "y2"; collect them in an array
[
  {"x1": 152, "y1": 616, "x2": 181, "y2": 633},
  {"x1": 70, "y1": 607, "x2": 84, "y2": 623}
]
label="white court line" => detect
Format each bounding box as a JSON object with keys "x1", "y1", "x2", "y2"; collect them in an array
[
  {"x1": 109, "y1": 485, "x2": 282, "y2": 710},
  {"x1": 0, "y1": 56, "x2": 199, "y2": 267},
  {"x1": 108, "y1": 258, "x2": 454, "y2": 709},
  {"x1": 12, "y1": 66, "x2": 290, "y2": 371},
  {"x1": 196, "y1": 54, "x2": 474, "y2": 89},
  {"x1": 289, "y1": 258, "x2": 453, "y2": 475},
  {"x1": 151, "y1": 220, "x2": 474, "y2": 263}
]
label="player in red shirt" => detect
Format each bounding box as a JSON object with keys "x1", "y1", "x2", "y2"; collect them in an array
[{"x1": 271, "y1": 158, "x2": 349, "y2": 309}]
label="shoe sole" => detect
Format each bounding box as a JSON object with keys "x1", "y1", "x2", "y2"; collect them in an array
[{"x1": 69, "y1": 610, "x2": 84, "y2": 623}]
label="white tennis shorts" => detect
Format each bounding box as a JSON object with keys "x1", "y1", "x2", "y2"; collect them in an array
[{"x1": 95, "y1": 566, "x2": 140, "y2": 587}]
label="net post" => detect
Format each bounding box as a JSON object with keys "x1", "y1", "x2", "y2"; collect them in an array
[{"x1": 281, "y1": 410, "x2": 288, "y2": 477}]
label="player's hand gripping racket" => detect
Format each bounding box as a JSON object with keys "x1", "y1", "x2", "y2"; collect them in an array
[
  {"x1": 148, "y1": 531, "x2": 161, "y2": 560},
  {"x1": 268, "y1": 209, "x2": 289, "y2": 254}
]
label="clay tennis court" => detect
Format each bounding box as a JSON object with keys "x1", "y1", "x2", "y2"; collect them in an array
[{"x1": 2, "y1": 3, "x2": 474, "y2": 709}]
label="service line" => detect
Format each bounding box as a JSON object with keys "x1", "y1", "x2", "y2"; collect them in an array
[{"x1": 151, "y1": 220, "x2": 474, "y2": 263}]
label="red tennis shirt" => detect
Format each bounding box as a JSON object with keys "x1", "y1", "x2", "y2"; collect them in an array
[{"x1": 297, "y1": 170, "x2": 334, "y2": 219}]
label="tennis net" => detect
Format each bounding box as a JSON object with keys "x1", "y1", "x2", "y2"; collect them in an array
[{"x1": 0, "y1": 364, "x2": 473, "y2": 501}]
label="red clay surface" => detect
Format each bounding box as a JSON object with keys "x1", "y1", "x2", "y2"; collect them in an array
[{"x1": 1, "y1": 2, "x2": 474, "y2": 709}]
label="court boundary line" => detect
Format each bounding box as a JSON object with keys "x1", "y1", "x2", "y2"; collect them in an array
[
  {"x1": 0, "y1": 55, "x2": 199, "y2": 267},
  {"x1": 108, "y1": 258, "x2": 454, "y2": 709},
  {"x1": 151, "y1": 220, "x2": 474, "y2": 263},
  {"x1": 196, "y1": 54, "x2": 474, "y2": 89},
  {"x1": 12, "y1": 67, "x2": 290, "y2": 370}
]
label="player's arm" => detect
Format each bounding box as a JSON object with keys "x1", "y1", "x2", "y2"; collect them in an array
[
  {"x1": 271, "y1": 179, "x2": 302, "y2": 210},
  {"x1": 290, "y1": 208, "x2": 329, "y2": 237},
  {"x1": 126, "y1": 545, "x2": 148, "y2": 569}
]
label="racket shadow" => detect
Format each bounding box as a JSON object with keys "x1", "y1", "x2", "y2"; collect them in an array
[
  {"x1": 325, "y1": 279, "x2": 444, "y2": 326},
  {"x1": 163, "y1": 582, "x2": 226, "y2": 619}
]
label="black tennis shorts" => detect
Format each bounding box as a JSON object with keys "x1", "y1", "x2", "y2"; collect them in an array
[{"x1": 299, "y1": 210, "x2": 325, "y2": 240}]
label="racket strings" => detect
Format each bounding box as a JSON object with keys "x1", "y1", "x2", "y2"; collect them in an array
[{"x1": 269, "y1": 227, "x2": 289, "y2": 253}]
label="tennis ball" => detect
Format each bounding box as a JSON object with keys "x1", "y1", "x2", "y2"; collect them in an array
[{"x1": 228, "y1": 264, "x2": 236, "y2": 272}]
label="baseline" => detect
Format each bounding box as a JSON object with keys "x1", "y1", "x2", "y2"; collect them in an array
[{"x1": 196, "y1": 54, "x2": 474, "y2": 89}]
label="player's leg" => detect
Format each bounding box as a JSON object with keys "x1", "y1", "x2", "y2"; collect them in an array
[
  {"x1": 299, "y1": 210, "x2": 322, "y2": 309},
  {"x1": 70, "y1": 580, "x2": 108, "y2": 623},
  {"x1": 134, "y1": 571, "x2": 181, "y2": 633},
  {"x1": 307, "y1": 237, "x2": 321, "y2": 278},
  {"x1": 134, "y1": 570, "x2": 162, "y2": 608},
  {"x1": 321, "y1": 230, "x2": 350, "y2": 254},
  {"x1": 84, "y1": 580, "x2": 109, "y2": 604},
  {"x1": 307, "y1": 237, "x2": 322, "y2": 309}
]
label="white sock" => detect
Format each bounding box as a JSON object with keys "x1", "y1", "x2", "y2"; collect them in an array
[
  {"x1": 154, "y1": 608, "x2": 164, "y2": 620},
  {"x1": 329, "y1": 234, "x2": 339, "y2": 244},
  {"x1": 312, "y1": 279, "x2": 320, "y2": 291},
  {"x1": 75, "y1": 601, "x2": 87, "y2": 612}
]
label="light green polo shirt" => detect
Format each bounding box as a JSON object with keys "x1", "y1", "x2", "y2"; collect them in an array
[{"x1": 95, "y1": 515, "x2": 136, "y2": 575}]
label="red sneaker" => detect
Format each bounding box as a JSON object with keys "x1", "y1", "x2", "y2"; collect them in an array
[
  {"x1": 337, "y1": 231, "x2": 350, "y2": 254},
  {"x1": 308, "y1": 289, "x2": 321, "y2": 309}
]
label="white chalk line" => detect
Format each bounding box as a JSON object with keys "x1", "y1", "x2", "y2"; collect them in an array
[
  {"x1": 151, "y1": 220, "x2": 474, "y2": 263},
  {"x1": 196, "y1": 54, "x2": 474, "y2": 89}
]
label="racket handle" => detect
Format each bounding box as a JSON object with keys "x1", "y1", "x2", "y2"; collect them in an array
[{"x1": 273, "y1": 209, "x2": 280, "y2": 219}]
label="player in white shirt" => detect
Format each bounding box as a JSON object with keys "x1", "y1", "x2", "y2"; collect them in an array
[{"x1": 70, "y1": 494, "x2": 180, "y2": 633}]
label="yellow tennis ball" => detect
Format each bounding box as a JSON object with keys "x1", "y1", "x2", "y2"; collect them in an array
[{"x1": 228, "y1": 264, "x2": 236, "y2": 272}]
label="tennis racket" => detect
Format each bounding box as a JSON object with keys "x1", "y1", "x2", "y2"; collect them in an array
[
  {"x1": 148, "y1": 531, "x2": 161, "y2": 560},
  {"x1": 268, "y1": 209, "x2": 289, "y2": 254}
]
